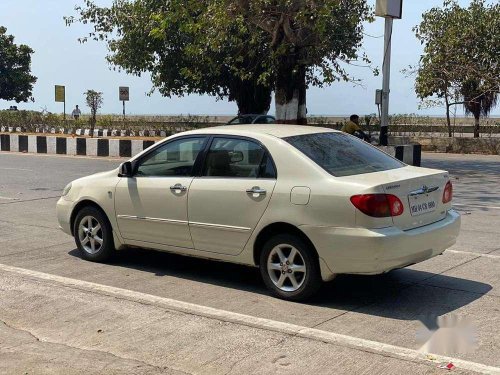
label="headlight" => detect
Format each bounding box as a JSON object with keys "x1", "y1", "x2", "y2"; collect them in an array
[{"x1": 62, "y1": 183, "x2": 72, "y2": 197}]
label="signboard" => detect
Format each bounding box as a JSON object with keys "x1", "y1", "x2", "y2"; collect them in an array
[
  {"x1": 55, "y1": 85, "x2": 65, "y2": 103},
  {"x1": 375, "y1": 0, "x2": 403, "y2": 19},
  {"x1": 119, "y1": 86, "x2": 130, "y2": 101}
]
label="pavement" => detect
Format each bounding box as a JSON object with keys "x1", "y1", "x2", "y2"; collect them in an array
[{"x1": 0, "y1": 151, "x2": 499, "y2": 374}]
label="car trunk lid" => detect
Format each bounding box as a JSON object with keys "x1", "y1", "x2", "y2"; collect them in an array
[{"x1": 341, "y1": 166, "x2": 451, "y2": 230}]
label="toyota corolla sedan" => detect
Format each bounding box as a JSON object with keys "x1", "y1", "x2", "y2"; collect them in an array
[{"x1": 57, "y1": 125, "x2": 460, "y2": 301}]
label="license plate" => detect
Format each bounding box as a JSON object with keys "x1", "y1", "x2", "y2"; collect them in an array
[{"x1": 408, "y1": 195, "x2": 437, "y2": 216}]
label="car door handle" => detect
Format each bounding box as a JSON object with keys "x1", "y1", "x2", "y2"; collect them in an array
[
  {"x1": 246, "y1": 187, "x2": 266, "y2": 195},
  {"x1": 170, "y1": 184, "x2": 187, "y2": 192}
]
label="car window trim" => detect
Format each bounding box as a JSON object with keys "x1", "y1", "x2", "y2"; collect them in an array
[
  {"x1": 132, "y1": 135, "x2": 209, "y2": 178},
  {"x1": 197, "y1": 134, "x2": 277, "y2": 179}
]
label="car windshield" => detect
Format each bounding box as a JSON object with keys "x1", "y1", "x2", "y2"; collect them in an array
[{"x1": 284, "y1": 132, "x2": 404, "y2": 177}]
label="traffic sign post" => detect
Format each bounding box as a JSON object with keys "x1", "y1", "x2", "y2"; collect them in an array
[
  {"x1": 119, "y1": 87, "x2": 130, "y2": 120},
  {"x1": 55, "y1": 85, "x2": 66, "y2": 121}
]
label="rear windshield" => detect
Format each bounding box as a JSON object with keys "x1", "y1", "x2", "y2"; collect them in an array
[{"x1": 284, "y1": 132, "x2": 404, "y2": 177}]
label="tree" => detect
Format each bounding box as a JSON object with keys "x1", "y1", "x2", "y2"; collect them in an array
[
  {"x1": 412, "y1": 0, "x2": 500, "y2": 137},
  {"x1": 462, "y1": 79, "x2": 498, "y2": 138},
  {"x1": 68, "y1": 1, "x2": 373, "y2": 123},
  {"x1": 215, "y1": 0, "x2": 374, "y2": 124},
  {"x1": 85, "y1": 90, "x2": 103, "y2": 136},
  {"x1": 0, "y1": 26, "x2": 37, "y2": 103},
  {"x1": 66, "y1": 0, "x2": 273, "y2": 115}
]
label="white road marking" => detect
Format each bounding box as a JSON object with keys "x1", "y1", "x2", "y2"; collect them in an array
[
  {"x1": 454, "y1": 203, "x2": 500, "y2": 210},
  {"x1": 446, "y1": 249, "x2": 500, "y2": 259},
  {"x1": 0, "y1": 167, "x2": 33, "y2": 171},
  {"x1": 0, "y1": 263, "x2": 498, "y2": 375}
]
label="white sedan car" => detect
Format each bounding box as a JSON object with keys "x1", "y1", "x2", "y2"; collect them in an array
[{"x1": 57, "y1": 125, "x2": 460, "y2": 301}]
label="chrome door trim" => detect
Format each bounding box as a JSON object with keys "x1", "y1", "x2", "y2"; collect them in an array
[
  {"x1": 117, "y1": 215, "x2": 250, "y2": 232},
  {"x1": 188, "y1": 221, "x2": 251, "y2": 233},
  {"x1": 117, "y1": 215, "x2": 188, "y2": 226}
]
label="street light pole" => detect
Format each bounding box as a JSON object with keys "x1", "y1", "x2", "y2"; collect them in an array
[{"x1": 380, "y1": 17, "x2": 393, "y2": 146}]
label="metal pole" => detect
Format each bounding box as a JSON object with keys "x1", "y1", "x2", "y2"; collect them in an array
[
  {"x1": 379, "y1": 17, "x2": 393, "y2": 146},
  {"x1": 123, "y1": 100, "x2": 126, "y2": 120}
]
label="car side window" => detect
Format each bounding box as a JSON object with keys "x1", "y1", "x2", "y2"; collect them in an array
[
  {"x1": 135, "y1": 137, "x2": 206, "y2": 177},
  {"x1": 203, "y1": 137, "x2": 275, "y2": 179}
]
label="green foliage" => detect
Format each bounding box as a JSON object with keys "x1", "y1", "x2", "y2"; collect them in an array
[
  {"x1": 219, "y1": 0, "x2": 375, "y2": 86},
  {"x1": 413, "y1": 0, "x2": 500, "y2": 122},
  {"x1": 66, "y1": 0, "x2": 273, "y2": 114},
  {"x1": 66, "y1": 1, "x2": 374, "y2": 118},
  {"x1": 85, "y1": 90, "x2": 103, "y2": 135},
  {"x1": 0, "y1": 26, "x2": 37, "y2": 102}
]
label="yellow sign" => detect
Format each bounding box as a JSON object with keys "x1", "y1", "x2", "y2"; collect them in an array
[{"x1": 55, "y1": 85, "x2": 65, "y2": 102}]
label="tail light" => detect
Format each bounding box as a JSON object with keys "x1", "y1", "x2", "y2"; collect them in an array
[
  {"x1": 442, "y1": 181, "x2": 453, "y2": 203},
  {"x1": 350, "y1": 194, "x2": 404, "y2": 218}
]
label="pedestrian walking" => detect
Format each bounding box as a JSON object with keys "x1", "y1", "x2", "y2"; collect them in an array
[{"x1": 72, "y1": 105, "x2": 81, "y2": 120}]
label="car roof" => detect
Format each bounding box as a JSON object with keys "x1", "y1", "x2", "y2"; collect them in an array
[{"x1": 184, "y1": 124, "x2": 338, "y2": 139}]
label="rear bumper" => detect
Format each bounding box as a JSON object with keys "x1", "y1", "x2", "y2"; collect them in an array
[{"x1": 302, "y1": 210, "x2": 461, "y2": 276}]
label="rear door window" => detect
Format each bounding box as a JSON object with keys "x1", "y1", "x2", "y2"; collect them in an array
[
  {"x1": 284, "y1": 132, "x2": 404, "y2": 177},
  {"x1": 203, "y1": 137, "x2": 276, "y2": 178}
]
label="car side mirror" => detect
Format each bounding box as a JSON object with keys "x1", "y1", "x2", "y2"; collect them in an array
[
  {"x1": 118, "y1": 161, "x2": 134, "y2": 177},
  {"x1": 229, "y1": 151, "x2": 244, "y2": 163}
]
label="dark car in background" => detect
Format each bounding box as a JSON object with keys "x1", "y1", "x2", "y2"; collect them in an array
[{"x1": 227, "y1": 114, "x2": 276, "y2": 125}]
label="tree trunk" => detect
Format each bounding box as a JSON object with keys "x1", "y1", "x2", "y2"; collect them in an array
[
  {"x1": 474, "y1": 115, "x2": 480, "y2": 138},
  {"x1": 90, "y1": 112, "x2": 96, "y2": 138},
  {"x1": 275, "y1": 55, "x2": 307, "y2": 125},
  {"x1": 444, "y1": 95, "x2": 452, "y2": 138}
]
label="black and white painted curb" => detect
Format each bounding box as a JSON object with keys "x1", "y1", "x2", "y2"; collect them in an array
[
  {"x1": 0, "y1": 133, "x2": 421, "y2": 166},
  {"x1": 378, "y1": 145, "x2": 421, "y2": 167},
  {"x1": 0, "y1": 126, "x2": 175, "y2": 138},
  {"x1": 0, "y1": 134, "x2": 156, "y2": 158}
]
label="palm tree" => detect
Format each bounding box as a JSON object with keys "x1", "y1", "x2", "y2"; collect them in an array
[{"x1": 461, "y1": 80, "x2": 499, "y2": 138}]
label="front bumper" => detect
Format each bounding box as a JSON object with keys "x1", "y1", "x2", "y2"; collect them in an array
[
  {"x1": 302, "y1": 210, "x2": 461, "y2": 276},
  {"x1": 56, "y1": 197, "x2": 74, "y2": 236}
]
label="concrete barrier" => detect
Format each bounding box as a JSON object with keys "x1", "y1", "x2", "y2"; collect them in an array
[
  {"x1": 390, "y1": 136, "x2": 500, "y2": 155},
  {"x1": 0, "y1": 134, "x2": 157, "y2": 158},
  {"x1": 0, "y1": 133, "x2": 422, "y2": 166}
]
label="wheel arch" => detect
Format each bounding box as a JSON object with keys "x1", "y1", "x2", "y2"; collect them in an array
[
  {"x1": 252, "y1": 222, "x2": 319, "y2": 266},
  {"x1": 70, "y1": 199, "x2": 112, "y2": 236}
]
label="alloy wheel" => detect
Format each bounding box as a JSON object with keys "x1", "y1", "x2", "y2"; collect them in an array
[
  {"x1": 267, "y1": 244, "x2": 307, "y2": 292},
  {"x1": 78, "y1": 215, "x2": 103, "y2": 254}
]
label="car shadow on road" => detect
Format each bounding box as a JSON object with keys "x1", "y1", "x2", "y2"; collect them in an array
[{"x1": 68, "y1": 247, "x2": 492, "y2": 329}]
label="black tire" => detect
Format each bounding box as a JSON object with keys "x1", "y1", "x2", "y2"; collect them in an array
[
  {"x1": 259, "y1": 233, "x2": 322, "y2": 301},
  {"x1": 73, "y1": 206, "x2": 114, "y2": 262}
]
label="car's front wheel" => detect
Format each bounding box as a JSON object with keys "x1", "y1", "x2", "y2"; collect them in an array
[
  {"x1": 259, "y1": 234, "x2": 322, "y2": 301},
  {"x1": 74, "y1": 206, "x2": 114, "y2": 262}
]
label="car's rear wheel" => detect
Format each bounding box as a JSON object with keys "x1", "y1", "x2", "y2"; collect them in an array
[
  {"x1": 74, "y1": 206, "x2": 114, "y2": 262},
  {"x1": 259, "y1": 234, "x2": 322, "y2": 301}
]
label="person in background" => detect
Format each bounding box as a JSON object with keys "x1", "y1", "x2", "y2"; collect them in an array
[
  {"x1": 341, "y1": 114, "x2": 369, "y2": 142},
  {"x1": 72, "y1": 105, "x2": 81, "y2": 120}
]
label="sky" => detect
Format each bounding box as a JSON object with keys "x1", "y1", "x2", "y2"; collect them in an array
[{"x1": 0, "y1": 0, "x2": 498, "y2": 117}]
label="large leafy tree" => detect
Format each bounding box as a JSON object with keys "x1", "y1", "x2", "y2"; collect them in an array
[
  {"x1": 68, "y1": 0, "x2": 373, "y2": 123},
  {"x1": 413, "y1": 0, "x2": 499, "y2": 137},
  {"x1": 0, "y1": 26, "x2": 37, "y2": 103},
  {"x1": 66, "y1": 0, "x2": 273, "y2": 115},
  {"x1": 209, "y1": 0, "x2": 373, "y2": 124}
]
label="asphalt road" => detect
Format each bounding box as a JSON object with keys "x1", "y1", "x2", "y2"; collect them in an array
[{"x1": 0, "y1": 151, "x2": 499, "y2": 374}]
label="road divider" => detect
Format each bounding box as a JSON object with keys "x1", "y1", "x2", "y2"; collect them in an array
[
  {"x1": 0, "y1": 134, "x2": 156, "y2": 158},
  {"x1": 1, "y1": 133, "x2": 421, "y2": 166}
]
